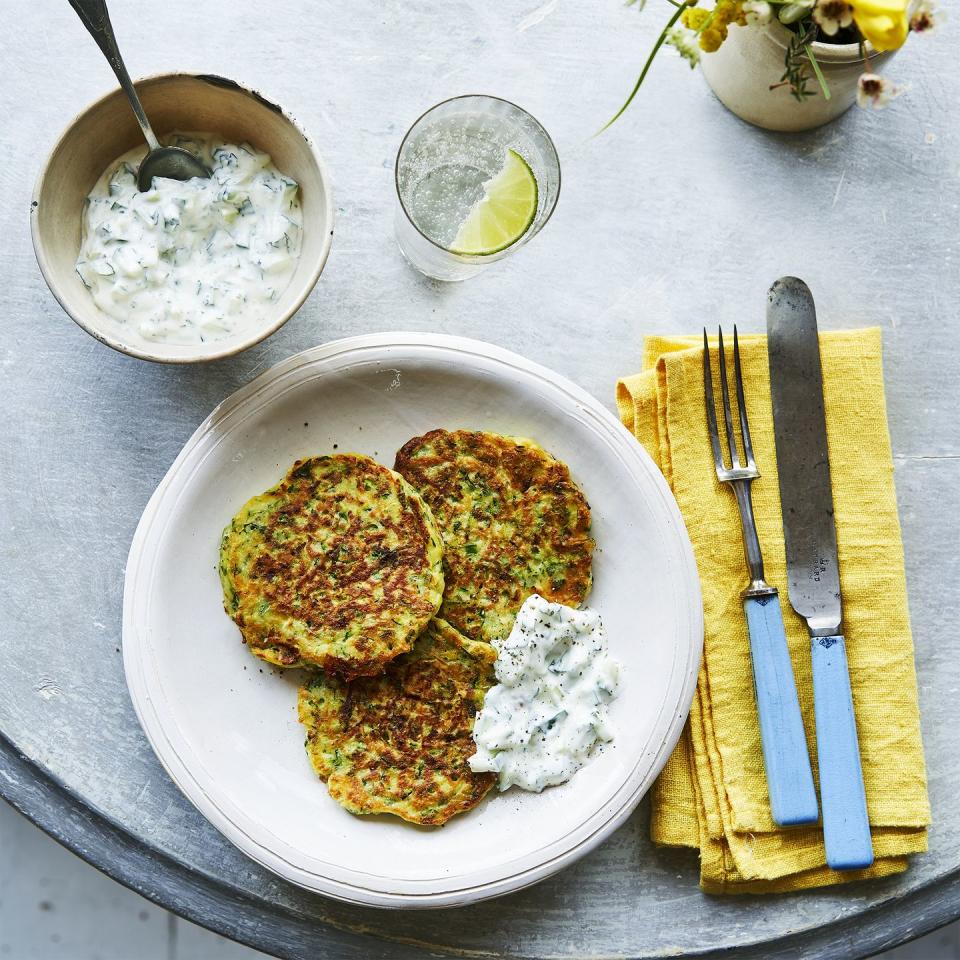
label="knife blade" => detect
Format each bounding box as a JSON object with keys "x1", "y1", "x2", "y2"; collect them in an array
[
  {"x1": 766, "y1": 278, "x2": 842, "y2": 636},
  {"x1": 767, "y1": 276, "x2": 874, "y2": 871}
]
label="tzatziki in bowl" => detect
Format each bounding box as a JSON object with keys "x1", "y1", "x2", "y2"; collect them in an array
[{"x1": 32, "y1": 74, "x2": 333, "y2": 363}]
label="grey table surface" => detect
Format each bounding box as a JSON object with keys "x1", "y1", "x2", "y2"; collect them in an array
[{"x1": 1, "y1": 2, "x2": 957, "y2": 958}]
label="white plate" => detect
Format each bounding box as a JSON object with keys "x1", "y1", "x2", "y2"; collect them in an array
[{"x1": 123, "y1": 333, "x2": 702, "y2": 908}]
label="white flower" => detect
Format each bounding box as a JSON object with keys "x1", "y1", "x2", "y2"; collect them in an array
[
  {"x1": 856, "y1": 72, "x2": 905, "y2": 109},
  {"x1": 666, "y1": 25, "x2": 701, "y2": 67},
  {"x1": 812, "y1": 0, "x2": 854, "y2": 34},
  {"x1": 908, "y1": 0, "x2": 943, "y2": 33},
  {"x1": 743, "y1": 1, "x2": 773, "y2": 24}
]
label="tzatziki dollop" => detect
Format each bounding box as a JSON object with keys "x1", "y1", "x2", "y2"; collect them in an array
[
  {"x1": 75, "y1": 133, "x2": 302, "y2": 346},
  {"x1": 469, "y1": 594, "x2": 621, "y2": 792}
]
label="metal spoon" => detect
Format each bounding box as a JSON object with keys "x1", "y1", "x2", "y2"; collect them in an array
[{"x1": 68, "y1": 0, "x2": 210, "y2": 191}]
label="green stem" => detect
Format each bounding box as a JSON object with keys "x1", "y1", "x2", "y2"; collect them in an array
[
  {"x1": 804, "y1": 43, "x2": 832, "y2": 99},
  {"x1": 598, "y1": 4, "x2": 687, "y2": 133}
]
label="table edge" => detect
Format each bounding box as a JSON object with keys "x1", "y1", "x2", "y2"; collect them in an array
[{"x1": 0, "y1": 731, "x2": 955, "y2": 960}]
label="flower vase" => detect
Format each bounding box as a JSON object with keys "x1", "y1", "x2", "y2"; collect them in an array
[{"x1": 699, "y1": 19, "x2": 896, "y2": 132}]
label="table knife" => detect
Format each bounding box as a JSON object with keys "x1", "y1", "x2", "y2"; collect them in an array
[{"x1": 766, "y1": 276, "x2": 874, "y2": 871}]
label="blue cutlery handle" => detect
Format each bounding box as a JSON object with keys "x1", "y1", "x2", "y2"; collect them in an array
[
  {"x1": 811, "y1": 635, "x2": 874, "y2": 870},
  {"x1": 743, "y1": 592, "x2": 819, "y2": 826}
]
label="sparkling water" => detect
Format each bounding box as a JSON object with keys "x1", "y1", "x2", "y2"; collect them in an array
[
  {"x1": 401, "y1": 119, "x2": 517, "y2": 249},
  {"x1": 394, "y1": 96, "x2": 560, "y2": 282}
]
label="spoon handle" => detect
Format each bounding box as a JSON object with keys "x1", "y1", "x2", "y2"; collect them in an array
[{"x1": 66, "y1": 0, "x2": 161, "y2": 150}]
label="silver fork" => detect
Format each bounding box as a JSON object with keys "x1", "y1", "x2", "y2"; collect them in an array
[{"x1": 702, "y1": 327, "x2": 819, "y2": 827}]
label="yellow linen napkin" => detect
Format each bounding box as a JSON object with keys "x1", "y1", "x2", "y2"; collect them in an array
[{"x1": 617, "y1": 329, "x2": 930, "y2": 893}]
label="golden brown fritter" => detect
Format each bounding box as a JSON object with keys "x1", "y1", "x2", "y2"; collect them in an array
[
  {"x1": 219, "y1": 454, "x2": 444, "y2": 677},
  {"x1": 394, "y1": 429, "x2": 593, "y2": 643},
  {"x1": 298, "y1": 618, "x2": 496, "y2": 825}
]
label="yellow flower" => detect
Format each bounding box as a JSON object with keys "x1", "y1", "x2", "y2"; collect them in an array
[
  {"x1": 700, "y1": 24, "x2": 728, "y2": 49},
  {"x1": 849, "y1": 0, "x2": 910, "y2": 50},
  {"x1": 681, "y1": 0, "x2": 742, "y2": 51},
  {"x1": 681, "y1": 6, "x2": 711, "y2": 29}
]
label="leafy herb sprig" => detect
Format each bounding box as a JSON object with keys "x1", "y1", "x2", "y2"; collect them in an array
[{"x1": 773, "y1": 19, "x2": 827, "y2": 100}]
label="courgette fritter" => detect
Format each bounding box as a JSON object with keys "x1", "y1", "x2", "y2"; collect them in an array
[
  {"x1": 298, "y1": 618, "x2": 496, "y2": 825},
  {"x1": 219, "y1": 454, "x2": 444, "y2": 677},
  {"x1": 394, "y1": 429, "x2": 593, "y2": 643}
]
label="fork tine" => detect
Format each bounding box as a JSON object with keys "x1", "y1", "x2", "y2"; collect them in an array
[
  {"x1": 717, "y1": 327, "x2": 740, "y2": 469},
  {"x1": 733, "y1": 325, "x2": 755, "y2": 468},
  {"x1": 702, "y1": 329, "x2": 725, "y2": 473}
]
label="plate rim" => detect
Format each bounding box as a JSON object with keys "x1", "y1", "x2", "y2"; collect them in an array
[{"x1": 122, "y1": 331, "x2": 703, "y2": 908}]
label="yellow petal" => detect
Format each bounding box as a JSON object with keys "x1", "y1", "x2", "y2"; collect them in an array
[{"x1": 850, "y1": 0, "x2": 910, "y2": 50}]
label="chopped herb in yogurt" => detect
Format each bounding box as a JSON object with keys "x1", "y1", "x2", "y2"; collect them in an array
[
  {"x1": 75, "y1": 133, "x2": 302, "y2": 346},
  {"x1": 469, "y1": 593, "x2": 621, "y2": 792}
]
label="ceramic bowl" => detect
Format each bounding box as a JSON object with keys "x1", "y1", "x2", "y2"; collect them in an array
[{"x1": 31, "y1": 73, "x2": 333, "y2": 363}]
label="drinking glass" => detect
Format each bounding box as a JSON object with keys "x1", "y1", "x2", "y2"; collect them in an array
[{"x1": 394, "y1": 95, "x2": 561, "y2": 282}]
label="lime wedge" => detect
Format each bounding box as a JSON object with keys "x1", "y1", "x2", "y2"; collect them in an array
[{"x1": 449, "y1": 150, "x2": 538, "y2": 256}]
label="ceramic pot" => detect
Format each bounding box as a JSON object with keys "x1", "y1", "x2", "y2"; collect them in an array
[{"x1": 699, "y1": 20, "x2": 895, "y2": 132}]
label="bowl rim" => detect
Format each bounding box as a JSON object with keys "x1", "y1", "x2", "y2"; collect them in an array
[
  {"x1": 761, "y1": 19, "x2": 885, "y2": 63},
  {"x1": 30, "y1": 71, "x2": 334, "y2": 365}
]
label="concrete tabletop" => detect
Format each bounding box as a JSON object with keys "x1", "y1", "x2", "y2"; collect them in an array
[{"x1": 2, "y1": 2, "x2": 957, "y2": 958}]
